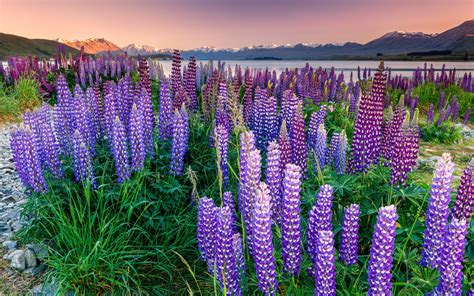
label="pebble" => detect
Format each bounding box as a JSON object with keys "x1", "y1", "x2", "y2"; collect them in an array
[{"x1": 2, "y1": 240, "x2": 17, "y2": 250}]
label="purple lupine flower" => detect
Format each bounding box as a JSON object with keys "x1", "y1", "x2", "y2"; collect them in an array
[
  {"x1": 266, "y1": 141, "x2": 283, "y2": 223},
  {"x1": 139, "y1": 87, "x2": 155, "y2": 157},
  {"x1": 216, "y1": 206, "x2": 242, "y2": 295},
  {"x1": 10, "y1": 125, "x2": 47, "y2": 192},
  {"x1": 281, "y1": 163, "x2": 302, "y2": 276},
  {"x1": 169, "y1": 105, "x2": 189, "y2": 176},
  {"x1": 427, "y1": 103, "x2": 435, "y2": 123},
  {"x1": 314, "y1": 124, "x2": 327, "y2": 172},
  {"x1": 233, "y1": 233, "x2": 246, "y2": 273},
  {"x1": 72, "y1": 129, "x2": 95, "y2": 186},
  {"x1": 334, "y1": 130, "x2": 347, "y2": 174},
  {"x1": 252, "y1": 182, "x2": 278, "y2": 295},
  {"x1": 104, "y1": 82, "x2": 118, "y2": 140},
  {"x1": 74, "y1": 86, "x2": 95, "y2": 156},
  {"x1": 308, "y1": 106, "x2": 327, "y2": 149},
  {"x1": 340, "y1": 204, "x2": 360, "y2": 265},
  {"x1": 451, "y1": 158, "x2": 473, "y2": 221},
  {"x1": 463, "y1": 107, "x2": 471, "y2": 125},
  {"x1": 290, "y1": 104, "x2": 307, "y2": 175},
  {"x1": 326, "y1": 132, "x2": 340, "y2": 167},
  {"x1": 37, "y1": 105, "x2": 62, "y2": 178},
  {"x1": 278, "y1": 120, "x2": 291, "y2": 175},
  {"x1": 434, "y1": 218, "x2": 468, "y2": 296},
  {"x1": 111, "y1": 116, "x2": 130, "y2": 183},
  {"x1": 238, "y1": 131, "x2": 260, "y2": 256},
  {"x1": 129, "y1": 103, "x2": 145, "y2": 172},
  {"x1": 215, "y1": 122, "x2": 230, "y2": 188},
  {"x1": 421, "y1": 153, "x2": 455, "y2": 268},
  {"x1": 222, "y1": 191, "x2": 237, "y2": 231},
  {"x1": 158, "y1": 80, "x2": 173, "y2": 139},
  {"x1": 381, "y1": 98, "x2": 406, "y2": 164},
  {"x1": 197, "y1": 197, "x2": 218, "y2": 272},
  {"x1": 86, "y1": 87, "x2": 103, "y2": 138},
  {"x1": 367, "y1": 205, "x2": 398, "y2": 296},
  {"x1": 306, "y1": 184, "x2": 334, "y2": 265},
  {"x1": 314, "y1": 230, "x2": 336, "y2": 295}
]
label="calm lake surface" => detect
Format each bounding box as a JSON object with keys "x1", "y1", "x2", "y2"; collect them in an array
[{"x1": 159, "y1": 60, "x2": 474, "y2": 78}]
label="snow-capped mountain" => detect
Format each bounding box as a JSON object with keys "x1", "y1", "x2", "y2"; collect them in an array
[{"x1": 59, "y1": 38, "x2": 121, "y2": 54}]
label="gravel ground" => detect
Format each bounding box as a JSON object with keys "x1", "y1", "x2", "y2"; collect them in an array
[{"x1": 0, "y1": 124, "x2": 27, "y2": 243}]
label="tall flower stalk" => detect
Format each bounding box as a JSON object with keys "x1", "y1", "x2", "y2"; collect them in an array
[
  {"x1": 367, "y1": 205, "x2": 398, "y2": 295},
  {"x1": 420, "y1": 153, "x2": 455, "y2": 268},
  {"x1": 340, "y1": 204, "x2": 360, "y2": 265},
  {"x1": 281, "y1": 163, "x2": 302, "y2": 275}
]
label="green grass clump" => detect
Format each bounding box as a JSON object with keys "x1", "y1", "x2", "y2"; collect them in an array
[
  {"x1": 420, "y1": 122, "x2": 462, "y2": 144},
  {"x1": 14, "y1": 76, "x2": 42, "y2": 111},
  {"x1": 0, "y1": 83, "x2": 20, "y2": 121}
]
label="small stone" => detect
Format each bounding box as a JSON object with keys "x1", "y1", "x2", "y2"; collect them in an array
[
  {"x1": 24, "y1": 249, "x2": 37, "y2": 268},
  {"x1": 10, "y1": 249, "x2": 26, "y2": 271},
  {"x1": 2, "y1": 240, "x2": 17, "y2": 250}
]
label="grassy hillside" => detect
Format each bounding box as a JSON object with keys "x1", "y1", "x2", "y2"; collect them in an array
[{"x1": 0, "y1": 33, "x2": 79, "y2": 60}]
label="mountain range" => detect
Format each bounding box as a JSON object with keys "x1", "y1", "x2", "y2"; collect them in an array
[{"x1": 1, "y1": 20, "x2": 472, "y2": 60}]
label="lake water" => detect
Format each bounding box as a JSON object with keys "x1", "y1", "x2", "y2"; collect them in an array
[
  {"x1": 1, "y1": 60, "x2": 473, "y2": 79},
  {"x1": 159, "y1": 60, "x2": 474, "y2": 78}
]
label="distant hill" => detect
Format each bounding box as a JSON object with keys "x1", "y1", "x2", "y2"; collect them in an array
[
  {"x1": 0, "y1": 33, "x2": 79, "y2": 60},
  {"x1": 1, "y1": 20, "x2": 472, "y2": 61},
  {"x1": 61, "y1": 38, "x2": 121, "y2": 54}
]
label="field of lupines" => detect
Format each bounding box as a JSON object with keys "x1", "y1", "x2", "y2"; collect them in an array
[{"x1": 0, "y1": 50, "x2": 473, "y2": 295}]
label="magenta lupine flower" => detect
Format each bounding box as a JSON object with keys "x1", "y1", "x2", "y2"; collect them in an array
[
  {"x1": 434, "y1": 218, "x2": 468, "y2": 296},
  {"x1": 278, "y1": 121, "x2": 291, "y2": 175},
  {"x1": 348, "y1": 62, "x2": 386, "y2": 173},
  {"x1": 216, "y1": 206, "x2": 242, "y2": 295},
  {"x1": 170, "y1": 105, "x2": 189, "y2": 176},
  {"x1": 308, "y1": 106, "x2": 327, "y2": 149},
  {"x1": 158, "y1": 80, "x2": 173, "y2": 139},
  {"x1": 266, "y1": 141, "x2": 283, "y2": 223},
  {"x1": 252, "y1": 182, "x2": 278, "y2": 295},
  {"x1": 421, "y1": 153, "x2": 455, "y2": 268},
  {"x1": 381, "y1": 98, "x2": 406, "y2": 164},
  {"x1": 186, "y1": 57, "x2": 198, "y2": 112},
  {"x1": 314, "y1": 230, "x2": 336, "y2": 295},
  {"x1": 389, "y1": 121, "x2": 413, "y2": 185},
  {"x1": 10, "y1": 125, "x2": 47, "y2": 192},
  {"x1": 290, "y1": 104, "x2": 307, "y2": 175},
  {"x1": 197, "y1": 197, "x2": 218, "y2": 272},
  {"x1": 340, "y1": 204, "x2": 360, "y2": 265},
  {"x1": 452, "y1": 158, "x2": 473, "y2": 221},
  {"x1": 111, "y1": 116, "x2": 130, "y2": 183},
  {"x1": 238, "y1": 131, "x2": 260, "y2": 256},
  {"x1": 72, "y1": 130, "x2": 95, "y2": 186},
  {"x1": 129, "y1": 103, "x2": 145, "y2": 172},
  {"x1": 171, "y1": 50, "x2": 182, "y2": 96},
  {"x1": 367, "y1": 205, "x2": 398, "y2": 296},
  {"x1": 314, "y1": 124, "x2": 327, "y2": 172},
  {"x1": 138, "y1": 58, "x2": 152, "y2": 99},
  {"x1": 215, "y1": 123, "x2": 230, "y2": 187},
  {"x1": 306, "y1": 184, "x2": 334, "y2": 263},
  {"x1": 281, "y1": 163, "x2": 302, "y2": 275}
]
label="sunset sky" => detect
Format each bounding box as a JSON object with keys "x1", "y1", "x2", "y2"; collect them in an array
[{"x1": 0, "y1": 0, "x2": 472, "y2": 49}]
